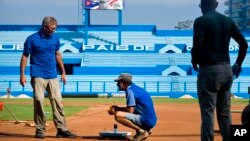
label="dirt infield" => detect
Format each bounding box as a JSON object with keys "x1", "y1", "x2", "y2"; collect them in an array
[{"x1": 0, "y1": 102, "x2": 245, "y2": 141}]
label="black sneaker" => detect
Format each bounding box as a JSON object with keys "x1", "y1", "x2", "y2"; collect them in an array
[
  {"x1": 56, "y1": 130, "x2": 77, "y2": 138},
  {"x1": 35, "y1": 132, "x2": 45, "y2": 139}
]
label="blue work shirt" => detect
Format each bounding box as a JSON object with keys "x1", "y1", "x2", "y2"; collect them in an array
[
  {"x1": 126, "y1": 83, "x2": 157, "y2": 130},
  {"x1": 23, "y1": 30, "x2": 60, "y2": 79}
]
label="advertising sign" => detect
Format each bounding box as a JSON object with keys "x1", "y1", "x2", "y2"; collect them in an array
[{"x1": 84, "y1": 0, "x2": 124, "y2": 10}]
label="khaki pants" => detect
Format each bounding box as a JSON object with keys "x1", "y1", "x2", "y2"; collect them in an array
[{"x1": 31, "y1": 77, "x2": 68, "y2": 133}]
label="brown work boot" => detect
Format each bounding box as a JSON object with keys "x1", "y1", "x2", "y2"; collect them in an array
[{"x1": 130, "y1": 130, "x2": 149, "y2": 141}]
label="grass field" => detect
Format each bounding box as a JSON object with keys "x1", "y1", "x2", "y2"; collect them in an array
[{"x1": 0, "y1": 97, "x2": 249, "y2": 121}]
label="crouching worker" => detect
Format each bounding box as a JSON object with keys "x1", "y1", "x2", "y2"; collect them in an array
[{"x1": 108, "y1": 73, "x2": 157, "y2": 141}]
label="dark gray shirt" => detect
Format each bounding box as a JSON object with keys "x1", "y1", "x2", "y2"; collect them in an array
[{"x1": 191, "y1": 11, "x2": 248, "y2": 67}]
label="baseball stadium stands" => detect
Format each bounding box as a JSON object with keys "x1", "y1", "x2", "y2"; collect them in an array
[{"x1": 0, "y1": 25, "x2": 250, "y2": 98}]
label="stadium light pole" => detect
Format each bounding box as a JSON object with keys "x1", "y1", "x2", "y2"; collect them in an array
[
  {"x1": 84, "y1": 9, "x2": 90, "y2": 45},
  {"x1": 118, "y1": 10, "x2": 122, "y2": 45}
]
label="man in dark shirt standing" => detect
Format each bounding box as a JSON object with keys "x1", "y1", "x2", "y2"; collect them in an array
[{"x1": 191, "y1": 0, "x2": 248, "y2": 141}]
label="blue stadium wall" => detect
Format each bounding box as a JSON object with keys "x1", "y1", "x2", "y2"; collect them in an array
[{"x1": 0, "y1": 25, "x2": 250, "y2": 99}]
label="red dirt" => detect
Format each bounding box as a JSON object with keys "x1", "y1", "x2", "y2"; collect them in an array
[{"x1": 0, "y1": 102, "x2": 245, "y2": 141}]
